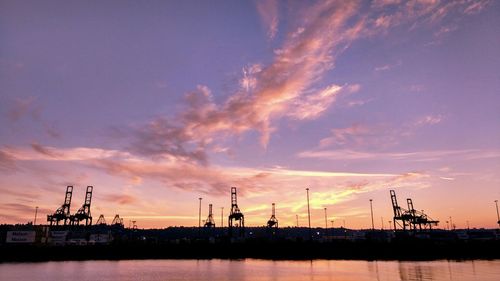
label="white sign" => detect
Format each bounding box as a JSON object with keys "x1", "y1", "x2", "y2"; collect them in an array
[{"x1": 6, "y1": 231, "x2": 36, "y2": 243}]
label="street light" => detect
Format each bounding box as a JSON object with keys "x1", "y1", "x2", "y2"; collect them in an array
[
  {"x1": 369, "y1": 199, "x2": 374, "y2": 230},
  {"x1": 306, "y1": 188, "x2": 311, "y2": 239},
  {"x1": 495, "y1": 200, "x2": 500, "y2": 228},
  {"x1": 34, "y1": 206, "x2": 38, "y2": 225},
  {"x1": 324, "y1": 208, "x2": 328, "y2": 229},
  {"x1": 221, "y1": 207, "x2": 224, "y2": 228},
  {"x1": 198, "y1": 198, "x2": 202, "y2": 228}
]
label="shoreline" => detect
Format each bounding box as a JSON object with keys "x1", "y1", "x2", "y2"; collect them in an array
[{"x1": 2, "y1": 239, "x2": 500, "y2": 263}]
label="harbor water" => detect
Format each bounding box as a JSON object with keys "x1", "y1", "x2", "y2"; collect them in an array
[{"x1": 1, "y1": 259, "x2": 499, "y2": 281}]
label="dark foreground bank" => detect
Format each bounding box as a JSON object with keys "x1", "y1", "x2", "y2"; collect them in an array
[{"x1": 2, "y1": 239, "x2": 500, "y2": 263}]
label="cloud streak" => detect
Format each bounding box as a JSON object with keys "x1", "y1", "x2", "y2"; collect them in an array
[
  {"x1": 297, "y1": 148, "x2": 500, "y2": 162},
  {"x1": 256, "y1": 0, "x2": 279, "y2": 40},
  {"x1": 4, "y1": 144, "x2": 403, "y2": 197}
]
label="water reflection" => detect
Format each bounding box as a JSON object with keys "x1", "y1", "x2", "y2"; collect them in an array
[
  {"x1": 0, "y1": 259, "x2": 499, "y2": 281},
  {"x1": 398, "y1": 262, "x2": 435, "y2": 281}
]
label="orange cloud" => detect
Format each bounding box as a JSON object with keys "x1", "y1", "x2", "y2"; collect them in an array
[{"x1": 102, "y1": 194, "x2": 138, "y2": 205}]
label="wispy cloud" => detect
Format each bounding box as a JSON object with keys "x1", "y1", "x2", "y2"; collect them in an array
[
  {"x1": 317, "y1": 113, "x2": 444, "y2": 150},
  {"x1": 297, "y1": 148, "x2": 500, "y2": 162},
  {"x1": 374, "y1": 60, "x2": 402, "y2": 72},
  {"x1": 286, "y1": 84, "x2": 357, "y2": 120},
  {"x1": 4, "y1": 144, "x2": 402, "y2": 197},
  {"x1": 414, "y1": 114, "x2": 443, "y2": 126},
  {"x1": 256, "y1": 0, "x2": 279, "y2": 40},
  {"x1": 0, "y1": 203, "x2": 51, "y2": 217},
  {"x1": 0, "y1": 150, "x2": 16, "y2": 171},
  {"x1": 280, "y1": 171, "x2": 429, "y2": 213},
  {"x1": 101, "y1": 194, "x2": 138, "y2": 205},
  {"x1": 371, "y1": 0, "x2": 401, "y2": 9},
  {"x1": 463, "y1": 0, "x2": 491, "y2": 15},
  {"x1": 2, "y1": 144, "x2": 129, "y2": 162},
  {"x1": 4, "y1": 96, "x2": 61, "y2": 138},
  {"x1": 6, "y1": 96, "x2": 41, "y2": 122},
  {"x1": 346, "y1": 99, "x2": 372, "y2": 108},
  {"x1": 319, "y1": 124, "x2": 372, "y2": 148}
]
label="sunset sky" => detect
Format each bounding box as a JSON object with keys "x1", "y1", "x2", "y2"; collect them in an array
[{"x1": 1, "y1": 0, "x2": 499, "y2": 229}]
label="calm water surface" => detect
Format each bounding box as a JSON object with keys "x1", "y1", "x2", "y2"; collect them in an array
[{"x1": 1, "y1": 259, "x2": 499, "y2": 281}]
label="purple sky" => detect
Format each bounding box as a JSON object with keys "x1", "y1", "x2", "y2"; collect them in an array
[{"x1": 1, "y1": 0, "x2": 499, "y2": 229}]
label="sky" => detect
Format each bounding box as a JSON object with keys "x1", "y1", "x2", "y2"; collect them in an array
[{"x1": 1, "y1": 0, "x2": 499, "y2": 229}]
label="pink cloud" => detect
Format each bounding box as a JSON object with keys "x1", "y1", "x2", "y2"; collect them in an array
[
  {"x1": 0, "y1": 149, "x2": 16, "y2": 171},
  {"x1": 128, "y1": 1, "x2": 365, "y2": 160},
  {"x1": 256, "y1": 0, "x2": 279, "y2": 39},
  {"x1": 297, "y1": 148, "x2": 499, "y2": 163},
  {"x1": 121, "y1": 1, "x2": 485, "y2": 166},
  {"x1": 372, "y1": 0, "x2": 402, "y2": 9},
  {"x1": 374, "y1": 60, "x2": 402, "y2": 71},
  {"x1": 319, "y1": 124, "x2": 372, "y2": 148},
  {"x1": 367, "y1": 0, "x2": 486, "y2": 35},
  {"x1": 286, "y1": 84, "x2": 343, "y2": 120},
  {"x1": 414, "y1": 114, "x2": 443, "y2": 126},
  {"x1": 463, "y1": 0, "x2": 491, "y2": 15},
  {"x1": 102, "y1": 194, "x2": 138, "y2": 205}
]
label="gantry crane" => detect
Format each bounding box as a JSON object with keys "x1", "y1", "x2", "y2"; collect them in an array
[
  {"x1": 47, "y1": 186, "x2": 73, "y2": 225},
  {"x1": 204, "y1": 204, "x2": 216, "y2": 228},
  {"x1": 70, "y1": 186, "x2": 93, "y2": 226},
  {"x1": 228, "y1": 187, "x2": 244, "y2": 237},
  {"x1": 390, "y1": 189, "x2": 439, "y2": 232},
  {"x1": 267, "y1": 203, "x2": 278, "y2": 228},
  {"x1": 96, "y1": 214, "x2": 106, "y2": 225},
  {"x1": 111, "y1": 214, "x2": 124, "y2": 227}
]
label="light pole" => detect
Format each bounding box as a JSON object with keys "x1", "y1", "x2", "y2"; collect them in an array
[
  {"x1": 221, "y1": 207, "x2": 224, "y2": 228},
  {"x1": 296, "y1": 214, "x2": 299, "y2": 227},
  {"x1": 198, "y1": 197, "x2": 202, "y2": 228},
  {"x1": 306, "y1": 188, "x2": 311, "y2": 239},
  {"x1": 324, "y1": 208, "x2": 328, "y2": 229},
  {"x1": 330, "y1": 220, "x2": 334, "y2": 228},
  {"x1": 34, "y1": 206, "x2": 38, "y2": 225},
  {"x1": 369, "y1": 199, "x2": 374, "y2": 230},
  {"x1": 495, "y1": 200, "x2": 500, "y2": 228},
  {"x1": 449, "y1": 216, "x2": 454, "y2": 230}
]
